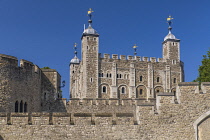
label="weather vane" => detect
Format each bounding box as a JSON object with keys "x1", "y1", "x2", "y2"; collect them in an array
[
  {"x1": 87, "y1": 8, "x2": 94, "y2": 20},
  {"x1": 133, "y1": 44, "x2": 138, "y2": 56},
  {"x1": 74, "y1": 43, "x2": 78, "y2": 56},
  {"x1": 166, "y1": 15, "x2": 174, "y2": 33},
  {"x1": 167, "y1": 15, "x2": 174, "y2": 27}
]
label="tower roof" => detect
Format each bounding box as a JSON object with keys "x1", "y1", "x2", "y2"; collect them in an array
[
  {"x1": 70, "y1": 56, "x2": 80, "y2": 64},
  {"x1": 82, "y1": 8, "x2": 99, "y2": 37},
  {"x1": 164, "y1": 16, "x2": 179, "y2": 41},
  {"x1": 70, "y1": 43, "x2": 80, "y2": 64}
]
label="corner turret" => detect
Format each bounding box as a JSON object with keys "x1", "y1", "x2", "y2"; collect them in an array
[{"x1": 162, "y1": 16, "x2": 180, "y2": 61}]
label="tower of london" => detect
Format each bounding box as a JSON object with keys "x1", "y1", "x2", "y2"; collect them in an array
[
  {"x1": 0, "y1": 10, "x2": 209, "y2": 140},
  {"x1": 70, "y1": 12, "x2": 184, "y2": 100}
]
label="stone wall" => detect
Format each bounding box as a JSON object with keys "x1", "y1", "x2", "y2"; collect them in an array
[
  {"x1": 0, "y1": 54, "x2": 61, "y2": 113},
  {"x1": 0, "y1": 82, "x2": 209, "y2": 139}
]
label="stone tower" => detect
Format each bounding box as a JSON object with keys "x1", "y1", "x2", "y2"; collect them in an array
[
  {"x1": 162, "y1": 17, "x2": 180, "y2": 62},
  {"x1": 69, "y1": 44, "x2": 80, "y2": 98},
  {"x1": 81, "y1": 11, "x2": 99, "y2": 98}
]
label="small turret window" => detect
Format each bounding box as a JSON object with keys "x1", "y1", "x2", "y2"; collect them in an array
[
  {"x1": 90, "y1": 78, "x2": 93, "y2": 82},
  {"x1": 87, "y1": 37, "x2": 89, "y2": 40},
  {"x1": 94, "y1": 38, "x2": 96, "y2": 41}
]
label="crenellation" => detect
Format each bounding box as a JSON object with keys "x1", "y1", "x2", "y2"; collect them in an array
[
  {"x1": 157, "y1": 58, "x2": 164, "y2": 62},
  {"x1": 120, "y1": 55, "x2": 126, "y2": 60},
  {"x1": 150, "y1": 57, "x2": 156, "y2": 62},
  {"x1": 20, "y1": 59, "x2": 34, "y2": 68},
  {"x1": 112, "y1": 54, "x2": 118, "y2": 59},
  {"x1": 127, "y1": 55, "x2": 133, "y2": 60},
  {"x1": 142, "y1": 57, "x2": 148, "y2": 62},
  {"x1": 103, "y1": 53, "x2": 110, "y2": 59}
]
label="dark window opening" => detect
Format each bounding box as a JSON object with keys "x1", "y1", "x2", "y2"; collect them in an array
[
  {"x1": 157, "y1": 77, "x2": 160, "y2": 83},
  {"x1": 44, "y1": 93, "x2": 47, "y2": 100},
  {"x1": 109, "y1": 74, "x2": 112, "y2": 78},
  {"x1": 20, "y1": 101, "x2": 23, "y2": 113},
  {"x1": 102, "y1": 86, "x2": 106, "y2": 93},
  {"x1": 117, "y1": 74, "x2": 119, "y2": 78},
  {"x1": 15, "y1": 101, "x2": 18, "y2": 112},
  {"x1": 157, "y1": 90, "x2": 159, "y2": 93},
  {"x1": 122, "y1": 87, "x2": 125, "y2": 94},
  {"x1": 24, "y1": 102, "x2": 27, "y2": 112},
  {"x1": 101, "y1": 73, "x2": 103, "y2": 77},
  {"x1": 140, "y1": 89, "x2": 143, "y2": 95},
  {"x1": 174, "y1": 78, "x2": 176, "y2": 83},
  {"x1": 107, "y1": 73, "x2": 109, "y2": 77},
  {"x1": 140, "y1": 76, "x2": 143, "y2": 81}
]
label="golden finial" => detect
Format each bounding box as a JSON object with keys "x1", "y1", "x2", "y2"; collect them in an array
[
  {"x1": 133, "y1": 44, "x2": 138, "y2": 49},
  {"x1": 88, "y1": 8, "x2": 94, "y2": 15},
  {"x1": 133, "y1": 44, "x2": 138, "y2": 56},
  {"x1": 167, "y1": 15, "x2": 174, "y2": 21}
]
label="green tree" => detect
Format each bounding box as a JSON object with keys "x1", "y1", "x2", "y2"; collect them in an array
[
  {"x1": 41, "y1": 67, "x2": 51, "y2": 69},
  {"x1": 194, "y1": 49, "x2": 210, "y2": 83}
]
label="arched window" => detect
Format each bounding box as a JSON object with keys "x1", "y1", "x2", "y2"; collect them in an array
[
  {"x1": 140, "y1": 76, "x2": 143, "y2": 81},
  {"x1": 101, "y1": 73, "x2": 103, "y2": 77},
  {"x1": 107, "y1": 73, "x2": 109, "y2": 78},
  {"x1": 122, "y1": 87, "x2": 125, "y2": 94},
  {"x1": 24, "y1": 102, "x2": 27, "y2": 112},
  {"x1": 174, "y1": 78, "x2": 176, "y2": 83},
  {"x1": 157, "y1": 77, "x2": 160, "y2": 83},
  {"x1": 109, "y1": 73, "x2": 112, "y2": 78},
  {"x1": 117, "y1": 74, "x2": 119, "y2": 78},
  {"x1": 15, "y1": 101, "x2": 18, "y2": 112},
  {"x1": 99, "y1": 73, "x2": 101, "y2": 77},
  {"x1": 102, "y1": 86, "x2": 106, "y2": 93},
  {"x1": 120, "y1": 74, "x2": 122, "y2": 78},
  {"x1": 140, "y1": 89, "x2": 143, "y2": 95},
  {"x1": 20, "y1": 101, "x2": 23, "y2": 113},
  {"x1": 44, "y1": 93, "x2": 47, "y2": 100}
]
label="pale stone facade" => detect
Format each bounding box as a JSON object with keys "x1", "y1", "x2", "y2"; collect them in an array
[{"x1": 70, "y1": 17, "x2": 184, "y2": 100}]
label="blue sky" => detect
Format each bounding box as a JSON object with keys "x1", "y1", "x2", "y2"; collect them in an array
[{"x1": 1, "y1": 0, "x2": 210, "y2": 99}]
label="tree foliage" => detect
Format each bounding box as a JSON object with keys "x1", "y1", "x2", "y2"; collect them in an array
[
  {"x1": 41, "y1": 67, "x2": 51, "y2": 69},
  {"x1": 194, "y1": 49, "x2": 210, "y2": 83}
]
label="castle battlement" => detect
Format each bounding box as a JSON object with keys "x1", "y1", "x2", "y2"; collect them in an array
[
  {"x1": 0, "y1": 54, "x2": 18, "y2": 66},
  {"x1": 100, "y1": 53, "x2": 165, "y2": 63},
  {"x1": 0, "y1": 112, "x2": 137, "y2": 125}
]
